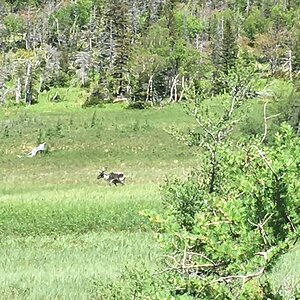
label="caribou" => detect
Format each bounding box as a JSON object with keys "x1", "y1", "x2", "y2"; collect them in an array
[{"x1": 97, "y1": 168, "x2": 126, "y2": 186}]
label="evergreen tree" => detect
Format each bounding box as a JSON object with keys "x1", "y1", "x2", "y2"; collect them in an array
[
  {"x1": 220, "y1": 18, "x2": 238, "y2": 74},
  {"x1": 86, "y1": 0, "x2": 131, "y2": 105},
  {"x1": 211, "y1": 16, "x2": 238, "y2": 94},
  {"x1": 111, "y1": 0, "x2": 131, "y2": 96}
]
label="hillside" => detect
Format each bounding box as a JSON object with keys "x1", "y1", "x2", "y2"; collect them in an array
[
  {"x1": 0, "y1": 0, "x2": 300, "y2": 299},
  {"x1": 0, "y1": 1, "x2": 298, "y2": 122}
]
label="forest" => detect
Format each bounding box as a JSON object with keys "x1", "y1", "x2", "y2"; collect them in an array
[
  {"x1": 0, "y1": 0, "x2": 300, "y2": 299},
  {"x1": 0, "y1": 0, "x2": 298, "y2": 120}
]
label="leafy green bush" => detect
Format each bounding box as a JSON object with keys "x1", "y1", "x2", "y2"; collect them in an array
[
  {"x1": 240, "y1": 80, "x2": 300, "y2": 140},
  {"x1": 82, "y1": 86, "x2": 106, "y2": 107},
  {"x1": 144, "y1": 124, "x2": 299, "y2": 299},
  {"x1": 47, "y1": 71, "x2": 71, "y2": 88},
  {"x1": 126, "y1": 100, "x2": 149, "y2": 110},
  {"x1": 90, "y1": 266, "x2": 162, "y2": 299},
  {"x1": 140, "y1": 73, "x2": 299, "y2": 298}
]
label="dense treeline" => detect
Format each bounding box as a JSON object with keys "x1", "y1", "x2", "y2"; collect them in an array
[{"x1": 0, "y1": 0, "x2": 299, "y2": 118}]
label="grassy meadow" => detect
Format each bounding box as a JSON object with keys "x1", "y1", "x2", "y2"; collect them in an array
[
  {"x1": 0, "y1": 89, "x2": 299, "y2": 299},
  {"x1": 0, "y1": 90, "x2": 198, "y2": 299}
]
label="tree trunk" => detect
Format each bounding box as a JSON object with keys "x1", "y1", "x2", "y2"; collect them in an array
[
  {"x1": 24, "y1": 62, "x2": 33, "y2": 105},
  {"x1": 16, "y1": 78, "x2": 22, "y2": 103}
]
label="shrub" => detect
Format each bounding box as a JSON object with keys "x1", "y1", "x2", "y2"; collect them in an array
[
  {"x1": 144, "y1": 124, "x2": 300, "y2": 299},
  {"x1": 142, "y1": 73, "x2": 299, "y2": 298},
  {"x1": 90, "y1": 265, "x2": 176, "y2": 299},
  {"x1": 46, "y1": 71, "x2": 70, "y2": 88},
  {"x1": 82, "y1": 87, "x2": 107, "y2": 107},
  {"x1": 240, "y1": 80, "x2": 300, "y2": 140},
  {"x1": 126, "y1": 100, "x2": 149, "y2": 110}
]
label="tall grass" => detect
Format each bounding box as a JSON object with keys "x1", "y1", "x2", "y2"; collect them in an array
[
  {"x1": 269, "y1": 244, "x2": 300, "y2": 299},
  {"x1": 0, "y1": 185, "x2": 159, "y2": 236},
  {"x1": 0, "y1": 91, "x2": 298, "y2": 298},
  {"x1": 0, "y1": 232, "x2": 158, "y2": 300},
  {"x1": 0, "y1": 98, "x2": 198, "y2": 298}
]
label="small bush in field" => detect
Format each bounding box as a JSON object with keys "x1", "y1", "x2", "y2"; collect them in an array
[
  {"x1": 126, "y1": 100, "x2": 149, "y2": 110},
  {"x1": 82, "y1": 87, "x2": 106, "y2": 107},
  {"x1": 90, "y1": 265, "x2": 173, "y2": 300}
]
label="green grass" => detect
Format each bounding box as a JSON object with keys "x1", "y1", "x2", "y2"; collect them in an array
[
  {"x1": 0, "y1": 90, "x2": 299, "y2": 299},
  {"x1": 0, "y1": 185, "x2": 161, "y2": 236},
  {"x1": 269, "y1": 244, "x2": 300, "y2": 299},
  {"x1": 0, "y1": 96, "x2": 199, "y2": 298},
  {"x1": 0, "y1": 232, "x2": 158, "y2": 299}
]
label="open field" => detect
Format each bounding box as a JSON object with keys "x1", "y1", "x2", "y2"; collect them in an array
[
  {"x1": 0, "y1": 93, "x2": 299, "y2": 299},
  {"x1": 0, "y1": 232, "x2": 157, "y2": 299},
  {"x1": 0, "y1": 97, "x2": 198, "y2": 299}
]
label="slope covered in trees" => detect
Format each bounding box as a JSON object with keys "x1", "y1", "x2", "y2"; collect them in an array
[
  {"x1": 1, "y1": 1, "x2": 300, "y2": 298},
  {"x1": 0, "y1": 0, "x2": 299, "y2": 120}
]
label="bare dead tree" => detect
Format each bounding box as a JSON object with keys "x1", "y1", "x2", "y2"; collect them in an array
[
  {"x1": 169, "y1": 74, "x2": 179, "y2": 103},
  {"x1": 0, "y1": 65, "x2": 10, "y2": 105},
  {"x1": 0, "y1": 85, "x2": 8, "y2": 105},
  {"x1": 146, "y1": 74, "x2": 154, "y2": 103},
  {"x1": 15, "y1": 78, "x2": 22, "y2": 103},
  {"x1": 24, "y1": 61, "x2": 33, "y2": 104},
  {"x1": 86, "y1": 5, "x2": 98, "y2": 51},
  {"x1": 261, "y1": 99, "x2": 281, "y2": 143},
  {"x1": 73, "y1": 51, "x2": 96, "y2": 87},
  {"x1": 39, "y1": 45, "x2": 61, "y2": 91}
]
